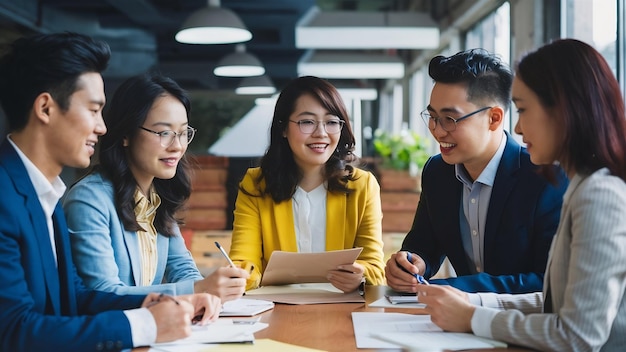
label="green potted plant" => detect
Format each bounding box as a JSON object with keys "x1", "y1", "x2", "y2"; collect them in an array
[{"x1": 372, "y1": 128, "x2": 431, "y2": 177}]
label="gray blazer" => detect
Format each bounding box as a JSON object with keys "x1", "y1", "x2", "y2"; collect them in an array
[
  {"x1": 63, "y1": 172, "x2": 203, "y2": 295},
  {"x1": 473, "y1": 168, "x2": 626, "y2": 351}
]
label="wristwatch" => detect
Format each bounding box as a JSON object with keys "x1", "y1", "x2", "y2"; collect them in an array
[{"x1": 358, "y1": 277, "x2": 366, "y2": 296}]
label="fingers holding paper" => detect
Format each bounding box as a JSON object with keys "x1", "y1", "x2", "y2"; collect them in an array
[
  {"x1": 328, "y1": 262, "x2": 365, "y2": 293},
  {"x1": 417, "y1": 284, "x2": 474, "y2": 333}
]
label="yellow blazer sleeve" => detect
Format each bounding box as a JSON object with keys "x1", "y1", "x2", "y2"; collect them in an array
[
  {"x1": 229, "y1": 168, "x2": 264, "y2": 290},
  {"x1": 339, "y1": 169, "x2": 385, "y2": 285}
]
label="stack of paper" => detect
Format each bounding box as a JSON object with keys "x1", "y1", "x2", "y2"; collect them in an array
[
  {"x1": 351, "y1": 312, "x2": 506, "y2": 350},
  {"x1": 151, "y1": 319, "x2": 268, "y2": 348},
  {"x1": 245, "y1": 283, "x2": 364, "y2": 304},
  {"x1": 219, "y1": 298, "x2": 275, "y2": 317}
]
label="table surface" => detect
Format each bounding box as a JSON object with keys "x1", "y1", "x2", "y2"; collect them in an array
[
  {"x1": 253, "y1": 285, "x2": 531, "y2": 352},
  {"x1": 136, "y1": 285, "x2": 533, "y2": 352}
]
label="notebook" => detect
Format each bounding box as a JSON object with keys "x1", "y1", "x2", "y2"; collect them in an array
[{"x1": 219, "y1": 298, "x2": 275, "y2": 317}]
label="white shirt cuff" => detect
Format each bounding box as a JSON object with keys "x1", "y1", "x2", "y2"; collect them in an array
[
  {"x1": 467, "y1": 293, "x2": 483, "y2": 306},
  {"x1": 471, "y1": 306, "x2": 499, "y2": 339},
  {"x1": 123, "y1": 308, "x2": 157, "y2": 347}
]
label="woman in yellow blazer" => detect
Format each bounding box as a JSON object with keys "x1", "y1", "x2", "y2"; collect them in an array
[{"x1": 229, "y1": 76, "x2": 385, "y2": 292}]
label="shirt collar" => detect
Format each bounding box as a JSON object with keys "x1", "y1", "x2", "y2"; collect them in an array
[{"x1": 455, "y1": 132, "x2": 507, "y2": 187}]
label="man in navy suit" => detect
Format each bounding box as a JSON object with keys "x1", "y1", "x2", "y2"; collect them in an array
[
  {"x1": 0, "y1": 32, "x2": 220, "y2": 351},
  {"x1": 385, "y1": 49, "x2": 568, "y2": 294}
]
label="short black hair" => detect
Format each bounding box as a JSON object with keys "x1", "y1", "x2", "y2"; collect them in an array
[
  {"x1": 0, "y1": 32, "x2": 110, "y2": 131},
  {"x1": 428, "y1": 48, "x2": 512, "y2": 111}
]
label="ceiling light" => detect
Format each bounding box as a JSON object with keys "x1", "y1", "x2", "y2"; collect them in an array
[
  {"x1": 175, "y1": 0, "x2": 252, "y2": 44},
  {"x1": 298, "y1": 51, "x2": 404, "y2": 79},
  {"x1": 236, "y1": 75, "x2": 276, "y2": 95},
  {"x1": 296, "y1": 8, "x2": 439, "y2": 49},
  {"x1": 214, "y1": 44, "x2": 265, "y2": 77}
]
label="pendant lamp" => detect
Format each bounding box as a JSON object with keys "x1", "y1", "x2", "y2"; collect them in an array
[
  {"x1": 235, "y1": 75, "x2": 276, "y2": 95},
  {"x1": 214, "y1": 44, "x2": 265, "y2": 77},
  {"x1": 175, "y1": 0, "x2": 252, "y2": 44}
]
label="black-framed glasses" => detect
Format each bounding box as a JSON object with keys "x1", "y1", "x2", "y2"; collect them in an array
[
  {"x1": 139, "y1": 126, "x2": 196, "y2": 147},
  {"x1": 289, "y1": 119, "x2": 345, "y2": 134},
  {"x1": 420, "y1": 106, "x2": 492, "y2": 132}
]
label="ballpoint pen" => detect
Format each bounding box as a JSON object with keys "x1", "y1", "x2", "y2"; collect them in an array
[
  {"x1": 215, "y1": 241, "x2": 236, "y2": 267},
  {"x1": 146, "y1": 293, "x2": 180, "y2": 308},
  {"x1": 404, "y1": 252, "x2": 429, "y2": 285}
]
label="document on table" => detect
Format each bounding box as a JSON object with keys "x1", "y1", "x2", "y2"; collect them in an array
[
  {"x1": 219, "y1": 298, "x2": 275, "y2": 316},
  {"x1": 245, "y1": 282, "x2": 365, "y2": 304},
  {"x1": 150, "y1": 339, "x2": 325, "y2": 352},
  {"x1": 151, "y1": 319, "x2": 268, "y2": 347},
  {"x1": 351, "y1": 312, "x2": 506, "y2": 349},
  {"x1": 368, "y1": 287, "x2": 425, "y2": 308},
  {"x1": 260, "y1": 248, "x2": 363, "y2": 286}
]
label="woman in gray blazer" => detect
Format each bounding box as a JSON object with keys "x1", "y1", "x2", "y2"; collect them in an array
[
  {"x1": 415, "y1": 39, "x2": 626, "y2": 351},
  {"x1": 63, "y1": 73, "x2": 248, "y2": 301}
]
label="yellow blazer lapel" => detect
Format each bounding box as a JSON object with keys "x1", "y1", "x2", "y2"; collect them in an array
[
  {"x1": 325, "y1": 191, "x2": 346, "y2": 250},
  {"x1": 273, "y1": 197, "x2": 298, "y2": 251}
]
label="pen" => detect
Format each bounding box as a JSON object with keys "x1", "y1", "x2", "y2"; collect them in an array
[
  {"x1": 404, "y1": 252, "x2": 429, "y2": 285},
  {"x1": 215, "y1": 241, "x2": 236, "y2": 267},
  {"x1": 146, "y1": 293, "x2": 180, "y2": 308}
]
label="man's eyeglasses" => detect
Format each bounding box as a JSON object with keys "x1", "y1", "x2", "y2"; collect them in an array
[
  {"x1": 139, "y1": 126, "x2": 197, "y2": 147},
  {"x1": 420, "y1": 106, "x2": 492, "y2": 132},
  {"x1": 289, "y1": 119, "x2": 345, "y2": 134}
]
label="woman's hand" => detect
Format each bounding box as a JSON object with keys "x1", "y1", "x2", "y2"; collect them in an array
[
  {"x1": 176, "y1": 293, "x2": 222, "y2": 326},
  {"x1": 194, "y1": 266, "x2": 249, "y2": 302},
  {"x1": 327, "y1": 262, "x2": 365, "y2": 293},
  {"x1": 417, "y1": 284, "x2": 475, "y2": 332}
]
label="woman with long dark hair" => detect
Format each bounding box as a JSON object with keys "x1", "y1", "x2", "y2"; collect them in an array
[
  {"x1": 229, "y1": 76, "x2": 385, "y2": 292},
  {"x1": 63, "y1": 72, "x2": 248, "y2": 301}
]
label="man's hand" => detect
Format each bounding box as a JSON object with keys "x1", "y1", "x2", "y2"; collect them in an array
[
  {"x1": 384, "y1": 251, "x2": 426, "y2": 293},
  {"x1": 195, "y1": 266, "x2": 249, "y2": 302},
  {"x1": 327, "y1": 262, "x2": 365, "y2": 293},
  {"x1": 148, "y1": 298, "x2": 194, "y2": 343}
]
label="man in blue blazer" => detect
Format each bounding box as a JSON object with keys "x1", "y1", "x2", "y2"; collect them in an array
[
  {"x1": 0, "y1": 32, "x2": 219, "y2": 351},
  {"x1": 385, "y1": 49, "x2": 568, "y2": 294}
]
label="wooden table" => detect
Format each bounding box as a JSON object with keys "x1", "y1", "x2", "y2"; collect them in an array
[
  {"x1": 136, "y1": 286, "x2": 533, "y2": 352},
  {"x1": 252, "y1": 285, "x2": 530, "y2": 352}
]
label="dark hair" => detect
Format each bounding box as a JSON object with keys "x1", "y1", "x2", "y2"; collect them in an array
[
  {"x1": 516, "y1": 38, "x2": 626, "y2": 181},
  {"x1": 246, "y1": 75, "x2": 357, "y2": 202},
  {"x1": 428, "y1": 48, "x2": 513, "y2": 111},
  {"x1": 98, "y1": 72, "x2": 192, "y2": 236},
  {"x1": 0, "y1": 32, "x2": 110, "y2": 132}
]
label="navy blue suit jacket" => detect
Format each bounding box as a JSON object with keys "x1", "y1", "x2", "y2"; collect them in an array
[
  {"x1": 0, "y1": 140, "x2": 145, "y2": 351},
  {"x1": 401, "y1": 133, "x2": 568, "y2": 293}
]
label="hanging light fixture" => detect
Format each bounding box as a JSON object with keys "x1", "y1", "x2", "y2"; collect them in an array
[
  {"x1": 175, "y1": 0, "x2": 252, "y2": 44},
  {"x1": 214, "y1": 44, "x2": 265, "y2": 77},
  {"x1": 235, "y1": 75, "x2": 276, "y2": 95}
]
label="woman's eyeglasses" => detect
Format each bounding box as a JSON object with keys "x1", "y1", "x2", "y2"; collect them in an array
[
  {"x1": 289, "y1": 119, "x2": 345, "y2": 134},
  {"x1": 139, "y1": 126, "x2": 197, "y2": 147}
]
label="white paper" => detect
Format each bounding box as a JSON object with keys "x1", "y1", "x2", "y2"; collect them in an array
[
  {"x1": 351, "y1": 312, "x2": 506, "y2": 350},
  {"x1": 151, "y1": 319, "x2": 268, "y2": 346},
  {"x1": 245, "y1": 282, "x2": 364, "y2": 304},
  {"x1": 352, "y1": 312, "x2": 441, "y2": 348},
  {"x1": 260, "y1": 248, "x2": 363, "y2": 286},
  {"x1": 219, "y1": 298, "x2": 275, "y2": 317}
]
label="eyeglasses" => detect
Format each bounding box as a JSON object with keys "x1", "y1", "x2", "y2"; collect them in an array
[
  {"x1": 289, "y1": 119, "x2": 345, "y2": 134},
  {"x1": 139, "y1": 126, "x2": 197, "y2": 147},
  {"x1": 420, "y1": 106, "x2": 492, "y2": 132}
]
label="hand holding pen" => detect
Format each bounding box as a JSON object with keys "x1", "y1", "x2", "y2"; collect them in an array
[
  {"x1": 189, "y1": 242, "x2": 249, "y2": 302},
  {"x1": 404, "y1": 252, "x2": 429, "y2": 285}
]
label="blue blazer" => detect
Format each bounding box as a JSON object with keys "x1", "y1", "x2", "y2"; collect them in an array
[
  {"x1": 0, "y1": 140, "x2": 145, "y2": 351},
  {"x1": 63, "y1": 172, "x2": 203, "y2": 295},
  {"x1": 401, "y1": 133, "x2": 568, "y2": 293}
]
